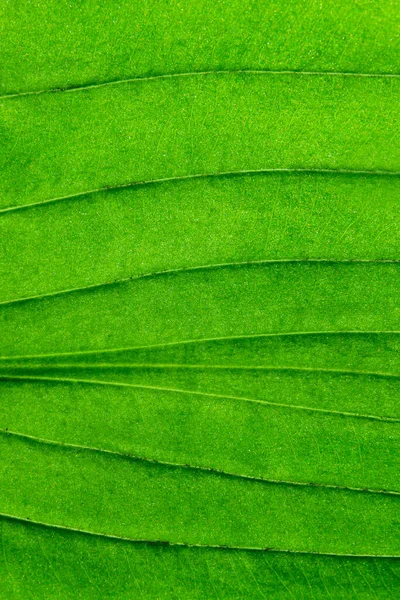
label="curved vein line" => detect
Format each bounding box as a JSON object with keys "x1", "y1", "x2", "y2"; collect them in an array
[
  {"x1": 0, "y1": 375, "x2": 398, "y2": 423},
  {"x1": 3, "y1": 363, "x2": 400, "y2": 381},
  {"x1": 1, "y1": 258, "x2": 399, "y2": 308},
  {"x1": 1, "y1": 331, "x2": 399, "y2": 362},
  {"x1": 1, "y1": 428, "x2": 398, "y2": 497},
  {"x1": 2, "y1": 168, "x2": 400, "y2": 216},
  {"x1": 0, "y1": 513, "x2": 398, "y2": 558},
  {"x1": 1, "y1": 68, "x2": 400, "y2": 101}
]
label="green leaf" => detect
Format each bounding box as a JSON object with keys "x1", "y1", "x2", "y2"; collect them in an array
[{"x1": 1, "y1": 1, "x2": 399, "y2": 598}]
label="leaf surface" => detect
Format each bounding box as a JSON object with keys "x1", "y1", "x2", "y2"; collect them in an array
[{"x1": 1, "y1": 1, "x2": 399, "y2": 598}]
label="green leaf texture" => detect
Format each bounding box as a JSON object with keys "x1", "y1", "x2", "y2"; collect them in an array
[{"x1": 1, "y1": 1, "x2": 399, "y2": 598}]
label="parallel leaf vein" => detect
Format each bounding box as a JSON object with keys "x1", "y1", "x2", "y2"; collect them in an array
[
  {"x1": 1, "y1": 258, "x2": 400, "y2": 307},
  {"x1": 0, "y1": 375, "x2": 398, "y2": 422},
  {"x1": 1, "y1": 428, "x2": 398, "y2": 496},
  {"x1": 1, "y1": 168, "x2": 400, "y2": 216},
  {"x1": 0, "y1": 513, "x2": 398, "y2": 559},
  {"x1": 1, "y1": 68, "x2": 400, "y2": 101},
  {"x1": 1, "y1": 331, "x2": 400, "y2": 362},
  {"x1": 3, "y1": 362, "x2": 399, "y2": 380}
]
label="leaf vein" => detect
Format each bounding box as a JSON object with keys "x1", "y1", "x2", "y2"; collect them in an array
[
  {"x1": 0, "y1": 513, "x2": 398, "y2": 558},
  {"x1": 1, "y1": 259, "x2": 400, "y2": 308},
  {"x1": 2, "y1": 428, "x2": 398, "y2": 496},
  {"x1": 0, "y1": 377, "x2": 398, "y2": 422},
  {"x1": 2, "y1": 168, "x2": 400, "y2": 216},
  {"x1": 1, "y1": 68, "x2": 400, "y2": 101}
]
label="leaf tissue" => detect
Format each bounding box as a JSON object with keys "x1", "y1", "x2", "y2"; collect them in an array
[{"x1": 0, "y1": 1, "x2": 399, "y2": 598}]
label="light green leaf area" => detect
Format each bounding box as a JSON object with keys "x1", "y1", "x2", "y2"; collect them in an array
[{"x1": 1, "y1": 2, "x2": 399, "y2": 599}]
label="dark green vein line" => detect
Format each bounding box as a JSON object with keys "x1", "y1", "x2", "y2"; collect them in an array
[
  {"x1": 1, "y1": 168, "x2": 400, "y2": 216},
  {"x1": 1, "y1": 331, "x2": 399, "y2": 362},
  {"x1": 0, "y1": 375, "x2": 398, "y2": 423},
  {"x1": 0, "y1": 513, "x2": 398, "y2": 559},
  {"x1": 3, "y1": 363, "x2": 399, "y2": 380},
  {"x1": 1, "y1": 428, "x2": 398, "y2": 497},
  {"x1": 1, "y1": 68, "x2": 400, "y2": 102},
  {"x1": 1, "y1": 259, "x2": 399, "y2": 308}
]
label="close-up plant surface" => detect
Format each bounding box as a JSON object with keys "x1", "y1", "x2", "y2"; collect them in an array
[{"x1": 0, "y1": 1, "x2": 399, "y2": 598}]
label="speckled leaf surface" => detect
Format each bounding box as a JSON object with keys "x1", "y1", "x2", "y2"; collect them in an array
[{"x1": 0, "y1": 1, "x2": 399, "y2": 598}]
